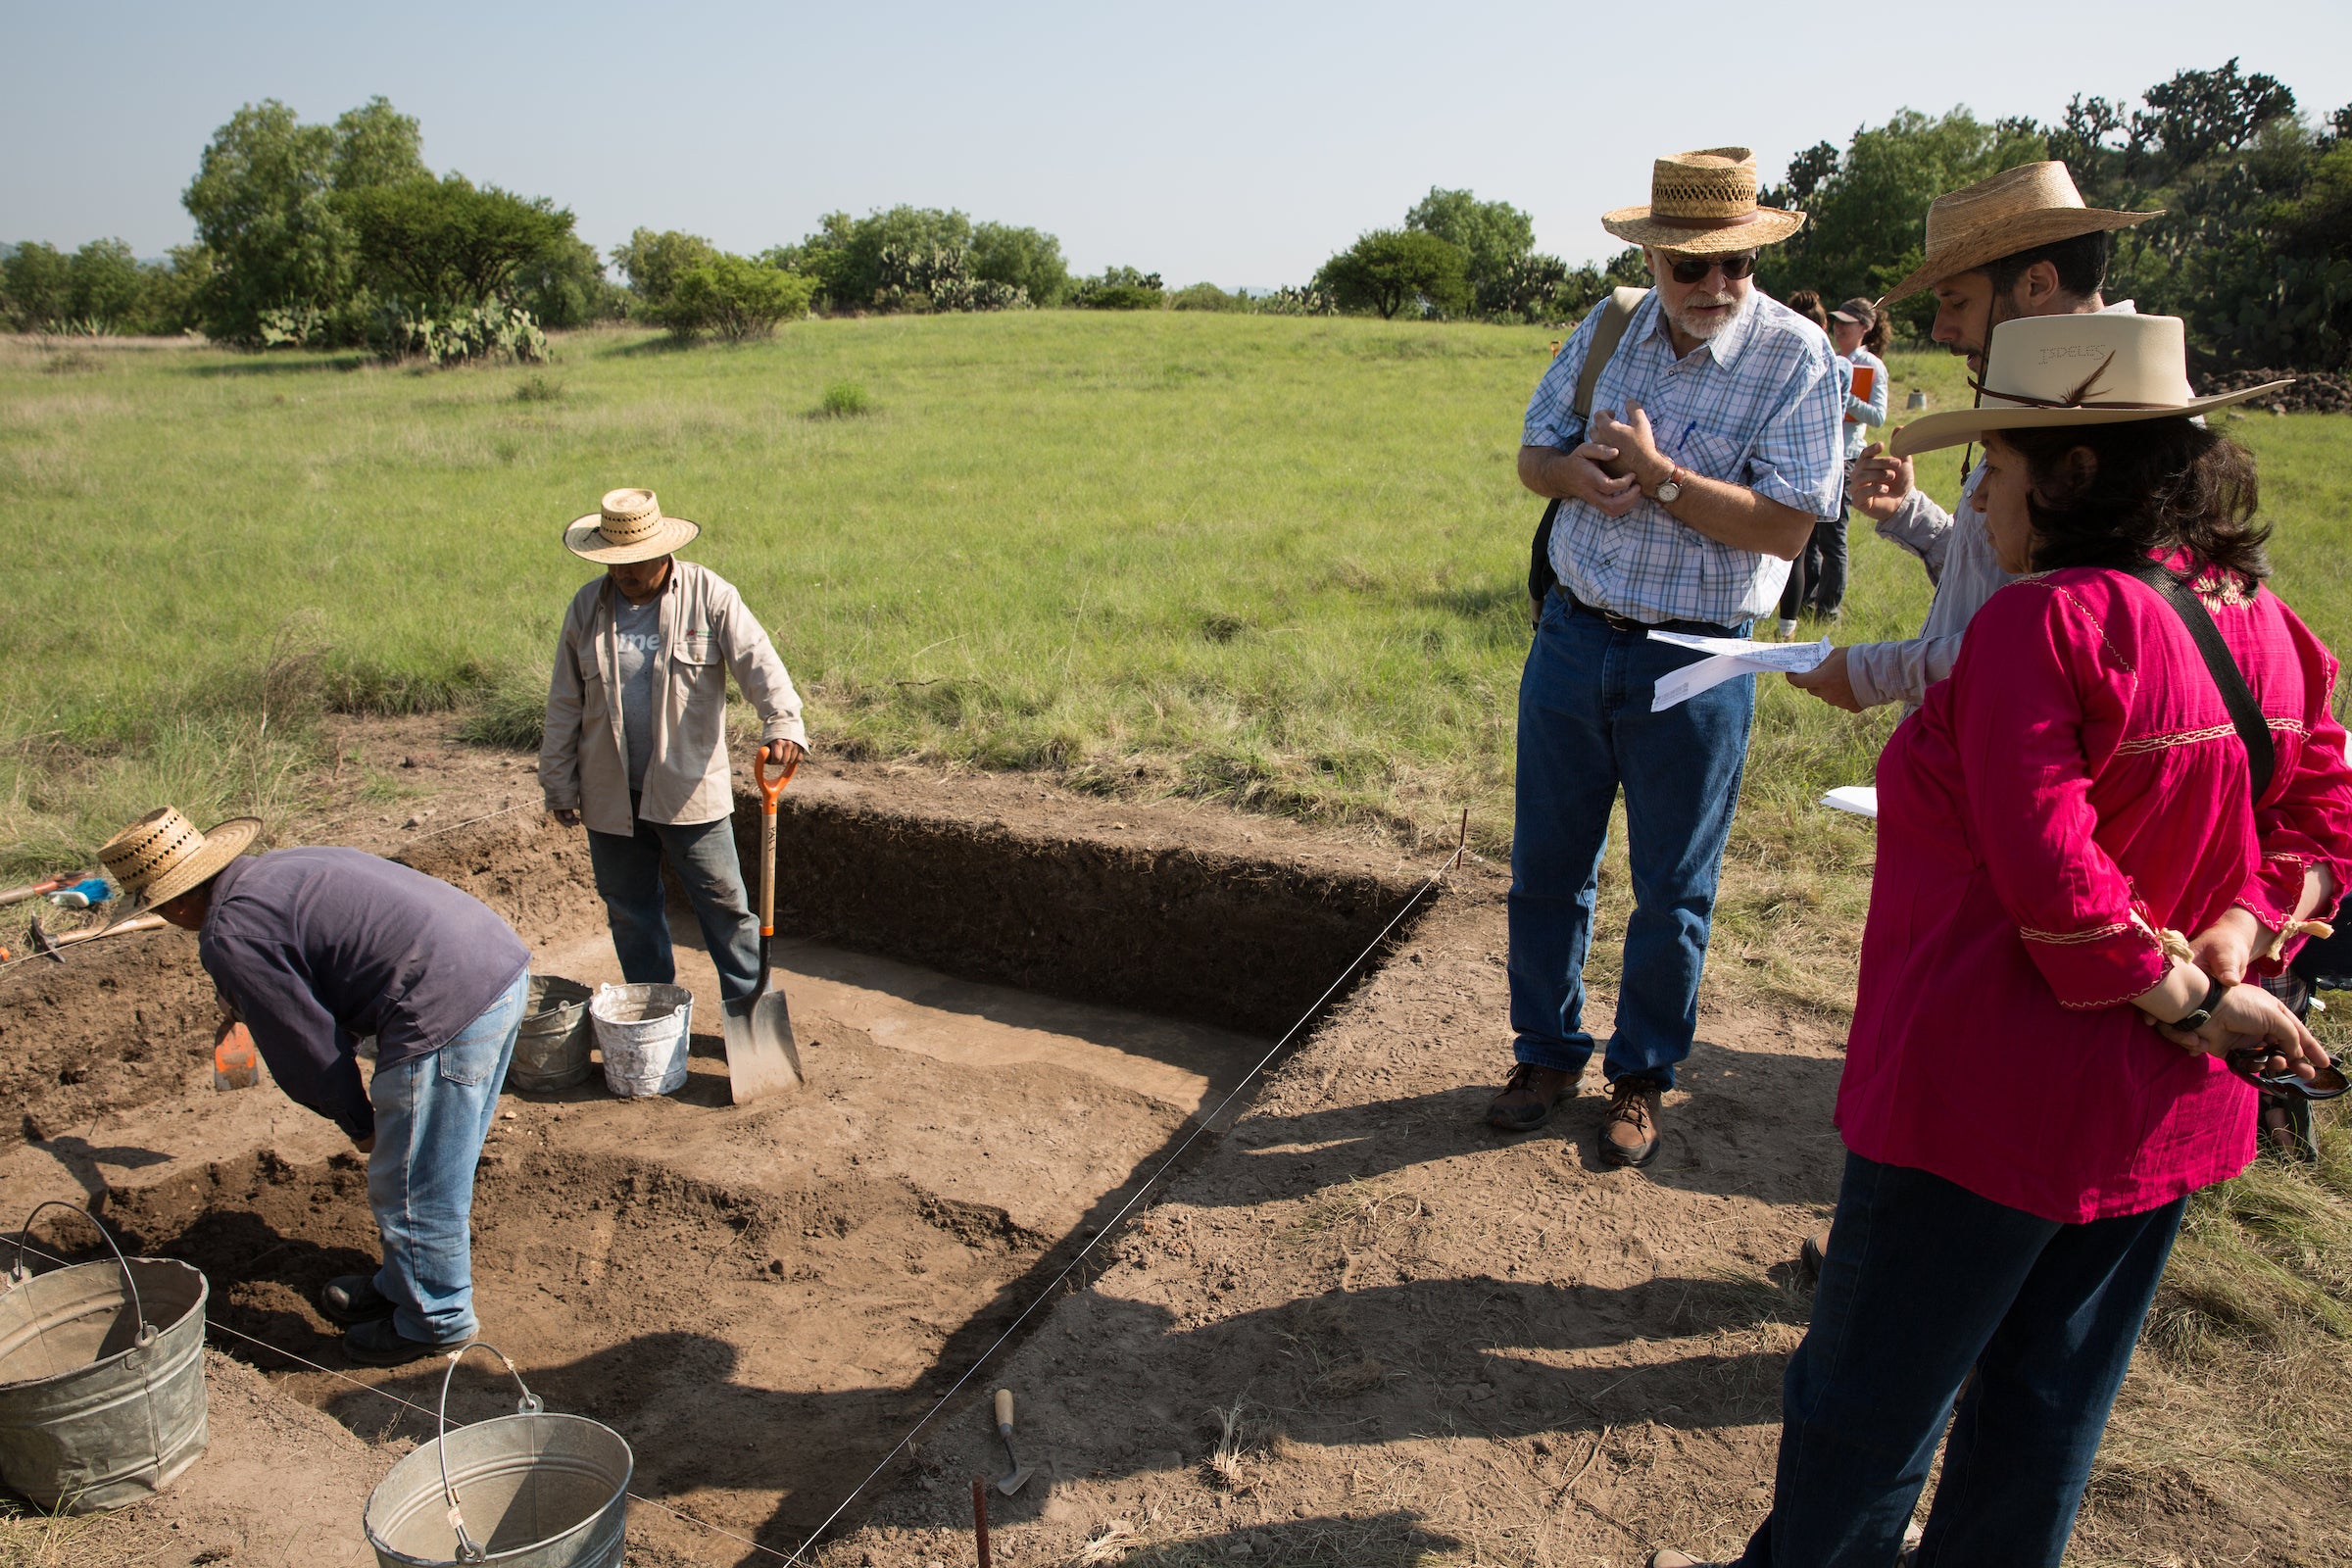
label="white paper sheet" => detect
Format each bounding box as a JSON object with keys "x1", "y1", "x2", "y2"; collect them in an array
[
  {"x1": 1821, "y1": 786, "x2": 1880, "y2": 819},
  {"x1": 1647, "y1": 631, "x2": 1833, "y2": 711}
]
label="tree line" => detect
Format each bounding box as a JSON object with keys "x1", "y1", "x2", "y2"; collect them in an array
[{"x1": 4, "y1": 59, "x2": 2346, "y2": 369}]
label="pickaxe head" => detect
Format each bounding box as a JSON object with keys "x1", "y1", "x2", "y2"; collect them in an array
[{"x1": 26, "y1": 915, "x2": 65, "y2": 964}]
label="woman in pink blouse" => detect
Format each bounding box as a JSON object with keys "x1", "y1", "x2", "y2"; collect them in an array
[{"x1": 1657, "y1": 315, "x2": 2351, "y2": 1568}]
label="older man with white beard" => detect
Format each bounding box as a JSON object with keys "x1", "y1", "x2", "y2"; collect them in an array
[{"x1": 1486, "y1": 149, "x2": 1844, "y2": 1166}]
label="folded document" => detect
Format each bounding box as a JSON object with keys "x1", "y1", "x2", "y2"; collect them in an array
[{"x1": 1647, "y1": 630, "x2": 1833, "y2": 711}]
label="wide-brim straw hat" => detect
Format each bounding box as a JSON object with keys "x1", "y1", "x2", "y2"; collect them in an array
[
  {"x1": 99, "y1": 807, "x2": 264, "y2": 912},
  {"x1": 1891, "y1": 314, "x2": 2292, "y2": 457},
  {"x1": 1879, "y1": 162, "x2": 2161, "y2": 306},
  {"x1": 1600, "y1": 148, "x2": 1807, "y2": 256},
  {"x1": 563, "y1": 487, "x2": 700, "y2": 564}
]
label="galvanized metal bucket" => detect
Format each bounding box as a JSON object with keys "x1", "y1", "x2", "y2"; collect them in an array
[
  {"x1": 0, "y1": 1203, "x2": 210, "y2": 1513},
  {"x1": 365, "y1": 1344, "x2": 632, "y2": 1568},
  {"x1": 508, "y1": 975, "x2": 595, "y2": 1093},
  {"x1": 589, "y1": 983, "x2": 693, "y2": 1098}
]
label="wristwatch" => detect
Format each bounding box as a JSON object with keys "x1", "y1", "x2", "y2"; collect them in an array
[
  {"x1": 1653, "y1": 464, "x2": 1685, "y2": 505},
  {"x1": 2174, "y1": 972, "x2": 2231, "y2": 1032}
]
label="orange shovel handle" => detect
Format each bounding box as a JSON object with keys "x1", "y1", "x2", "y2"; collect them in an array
[{"x1": 753, "y1": 747, "x2": 799, "y2": 937}]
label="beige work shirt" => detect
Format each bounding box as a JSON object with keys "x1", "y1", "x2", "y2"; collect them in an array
[{"x1": 538, "y1": 562, "x2": 807, "y2": 835}]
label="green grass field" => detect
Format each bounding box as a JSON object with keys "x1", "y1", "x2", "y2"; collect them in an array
[
  {"x1": 6, "y1": 314, "x2": 2349, "y2": 1532},
  {"x1": 10, "y1": 314, "x2": 2343, "y2": 863}
]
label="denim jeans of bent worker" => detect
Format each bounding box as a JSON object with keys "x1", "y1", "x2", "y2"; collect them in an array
[
  {"x1": 367, "y1": 969, "x2": 528, "y2": 1344},
  {"x1": 1734, "y1": 1152, "x2": 2183, "y2": 1568},
  {"x1": 1507, "y1": 591, "x2": 1753, "y2": 1088},
  {"x1": 585, "y1": 794, "x2": 763, "y2": 1003}
]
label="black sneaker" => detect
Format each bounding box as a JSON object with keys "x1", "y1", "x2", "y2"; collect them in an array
[
  {"x1": 344, "y1": 1317, "x2": 470, "y2": 1367},
  {"x1": 319, "y1": 1273, "x2": 396, "y2": 1327}
]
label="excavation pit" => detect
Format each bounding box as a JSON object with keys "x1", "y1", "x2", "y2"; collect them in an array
[{"x1": 5, "y1": 774, "x2": 1428, "y2": 1557}]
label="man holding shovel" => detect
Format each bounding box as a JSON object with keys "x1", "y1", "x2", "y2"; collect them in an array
[
  {"x1": 538, "y1": 488, "x2": 807, "y2": 1089},
  {"x1": 99, "y1": 807, "x2": 531, "y2": 1366}
]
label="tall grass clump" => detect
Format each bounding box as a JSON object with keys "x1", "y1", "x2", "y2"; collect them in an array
[{"x1": 814, "y1": 379, "x2": 871, "y2": 417}]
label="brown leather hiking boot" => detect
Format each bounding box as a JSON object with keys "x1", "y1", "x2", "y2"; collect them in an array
[
  {"x1": 1600, "y1": 1079, "x2": 1663, "y2": 1167},
  {"x1": 1486, "y1": 1061, "x2": 1579, "y2": 1132}
]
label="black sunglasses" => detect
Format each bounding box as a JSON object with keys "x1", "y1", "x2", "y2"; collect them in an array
[
  {"x1": 2227, "y1": 1047, "x2": 2349, "y2": 1100},
  {"x1": 1665, "y1": 251, "x2": 1758, "y2": 285}
]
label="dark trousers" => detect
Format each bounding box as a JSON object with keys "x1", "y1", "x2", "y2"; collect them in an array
[
  {"x1": 1735, "y1": 1152, "x2": 2184, "y2": 1568},
  {"x1": 584, "y1": 797, "x2": 764, "y2": 1003},
  {"x1": 1778, "y1": 478, "x2": 1852, "y2": 619}
]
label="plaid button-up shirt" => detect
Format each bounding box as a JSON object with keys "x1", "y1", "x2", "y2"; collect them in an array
[{"x1": 1524, "y1": 289, "x2": 1845, "y2": 625}]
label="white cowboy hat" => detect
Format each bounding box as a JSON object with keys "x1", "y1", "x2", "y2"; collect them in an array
[
  {"x1": 98, "y1": 807, "x2": 264, "y2": 911},
  {"x1": 1600, "y1": 148, "x2": 1807, "y2": 256},
  {"x1": 1878, "y1": 162, "x2": 2161, "y2": 307},
  {"x1": 1890, "y1": 314, "x2": 2293, "y2": 457},
  {"x1": 563, "y1": 487, "x2": 700, "y2": 564}
]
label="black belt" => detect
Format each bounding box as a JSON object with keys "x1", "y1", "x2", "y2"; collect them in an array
[{"x1": 1557, "y1": 586, "x2": 1743, "y2": 640}]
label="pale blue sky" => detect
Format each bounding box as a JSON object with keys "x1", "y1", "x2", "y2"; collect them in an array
[{"x1": 10, "y1": 2, "x2": 2350, "y2": 287}]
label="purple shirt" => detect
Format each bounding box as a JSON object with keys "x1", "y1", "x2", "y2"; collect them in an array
[{"x1": 199, "y1": 849, "x2": 529, "y2": 1139}]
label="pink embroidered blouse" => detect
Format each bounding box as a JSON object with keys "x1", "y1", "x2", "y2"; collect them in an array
[{"x1": 1838, "y1": 560, "x2": 2352, "y2": 1223}]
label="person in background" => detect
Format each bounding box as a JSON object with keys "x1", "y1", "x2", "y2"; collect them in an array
[
  {"x1": 1490, "y1": 149, "x2": 1843, "y2": 1163},
  {"x1": 1652, "y1": 312, "x2": 2350, "y2": 1568},
  {"x1": 1786, "y1": 163, "x2": 2159, "y2": 711},
  {"x1": 102, "y1": 808, "x2": 532, "y2": 1366},
  {"x1": 1774, "y1": 292, "x2": 1852, "y2": 638},
  {"x1": 539, "y1": 488, "x2": 808, "y2": 1006},
  {"x1": 1804, "y1": 296, "x2": 1890, "y2": 622}
]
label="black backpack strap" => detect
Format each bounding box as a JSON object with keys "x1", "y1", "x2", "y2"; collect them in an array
[
  {"x1": 1528, "y1": 498, "x2": 1563, "y2": 611},
  {"x1": 2116, "y1": 560, "x2": 2275, "y2": 806}
]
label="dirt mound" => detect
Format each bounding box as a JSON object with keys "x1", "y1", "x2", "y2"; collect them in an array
[{"x1": 2199, "y1": 367, "x2": 2352, "y2": 415}]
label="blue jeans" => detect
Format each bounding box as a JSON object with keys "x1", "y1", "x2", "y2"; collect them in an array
[
  {"x1": 367, "y1": 970, "x2": 527, "y2": 1343},
  {"x1": 1736, "y1": 1153, "x2": 2185, "y2": 1568},
  {"x1": 1507, "y1": 591, "x2": 1753, "y2": 1088},
  {"x1": 585, "y1": 798, "x2": 763, "y2": 1004}
]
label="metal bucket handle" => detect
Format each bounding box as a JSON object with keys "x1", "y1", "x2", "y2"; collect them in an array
[
  {"x1": 8, "y1": 1200, "x2": 152, "y2": 1344},
  {"x1": 6, "y1": 1200, "x2": 167, "y2": 1487},
  {"x1": 433, "y1": 1341, "x2": 545, "y2": 1564}
]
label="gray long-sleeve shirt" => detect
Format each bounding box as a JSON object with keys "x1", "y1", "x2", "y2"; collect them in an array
[
  {"x1": 1843, "y1": 464, "x2": 2009, "y2": 711},
  {"x1": 1843, "y1": 299, "x2": 2136, "y2": 712},
  {"x1": 198, "y1": 849, "x2": 530, "y2": 1140}
]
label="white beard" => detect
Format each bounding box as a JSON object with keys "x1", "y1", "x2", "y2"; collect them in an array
[{"x1": 1666, "y1": 288, "x2": 1744, "y2": 342}]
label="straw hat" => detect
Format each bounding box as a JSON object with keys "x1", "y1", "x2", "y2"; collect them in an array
[
  {"x1": 1890, "y1": 315, "x2": 2292, "y2": 457},
  {"x1": 1878, "y1": 162, "x2": 2161, "y2": 306},
  {"x1": 563, "y1": 488, "x2": 700, "y2": 564},
  {"x1": 98, "y1": 807, "x2": 263, "y2": 911},
  {"x1": 1600, "y1": 148, "x2": 1807, "y2": 255}
]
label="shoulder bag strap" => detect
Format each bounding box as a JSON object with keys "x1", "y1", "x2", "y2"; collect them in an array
[
  {"x1": 1530, "y1": 287, "x2": 1653, "y2": 619},
  {"x1": 2116, "y1": 560, "x2": 2276, "y2": 806}
]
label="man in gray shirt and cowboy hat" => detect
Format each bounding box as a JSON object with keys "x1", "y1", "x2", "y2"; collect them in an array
[
  {"x1": 101, "y1": 807, "x2": 532, "y2": 1366},
  {"x1": 1787, "y1": 163, "x2": 2159, "y2": 714},
  {"x1": 539, "y1": 487, "x2": 807, "y2": 1010}
]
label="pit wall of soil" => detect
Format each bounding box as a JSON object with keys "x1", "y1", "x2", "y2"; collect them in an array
[{"x1": 740, "y1": 784, "x2": 1421, "y2": 1039}]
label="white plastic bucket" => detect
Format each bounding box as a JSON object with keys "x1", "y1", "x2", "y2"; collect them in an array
[{"x1": 588, "y1": 984, "x2": 692, "y2": 1098}]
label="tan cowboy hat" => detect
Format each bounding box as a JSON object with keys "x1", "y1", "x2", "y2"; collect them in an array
[
  {"x1": 563, "y1": 487, "x2": 700, "y2": 564},
  {"x1": 98, "y1": 807, "x2": 264, "y2": 911},
  {"x1": 1878, "y1": 162, "x2": 2161, "y2": 306},
  {"x1": 1891, "y1": 315, "x2": 2292, "y2": 457},
  {"x1": 1600, "y1": 148, "x2": 1807, "y2": 255}
]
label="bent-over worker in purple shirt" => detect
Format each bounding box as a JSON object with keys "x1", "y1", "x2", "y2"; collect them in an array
[{"x1": 99, "y1": 807, "x2": 531, "y2": 1367}]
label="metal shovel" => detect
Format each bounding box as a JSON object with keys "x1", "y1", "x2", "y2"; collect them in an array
[{"x1": 719, "y1": 749, "x2": 804, "y2": 1103}]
